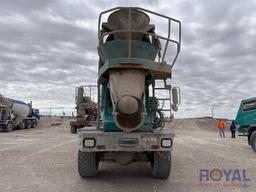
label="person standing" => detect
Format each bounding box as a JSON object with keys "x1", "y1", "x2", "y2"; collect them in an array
[
  {"x1": 217, "y1": 119, "x2": 225, "y2": 138},
  {"x1": 230, "y1": 121, "x2": 237, "y2": 138}
]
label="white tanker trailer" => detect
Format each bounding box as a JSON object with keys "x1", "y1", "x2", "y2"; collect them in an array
[{"x1": 0, "y1": 94, "x2": 39, "y2": 132}]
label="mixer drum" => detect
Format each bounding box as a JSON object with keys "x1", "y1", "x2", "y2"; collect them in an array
[
  {"x1": 109, "y1": 69, "x2": 145, "y2": 132},
  {"x1": 9, "y1": 99, "x2": 31, "y2": 118}
]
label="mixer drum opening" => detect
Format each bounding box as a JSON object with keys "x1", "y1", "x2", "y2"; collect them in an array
[
  {"x1": 109, "y1": 69, "x2": 145, "y2": 131},
  {"x1": 116, "y1": 112, "x2": 142, "y2": 130}
]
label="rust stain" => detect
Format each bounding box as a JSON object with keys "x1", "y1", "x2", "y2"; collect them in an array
[
  {"x1": 151, "y1": 145, "x2": 160, "y2": 149},
  {"x1": 113, "y1": 64, "x2": 144, "y2": 68},
  {"x1": 96, "y1": 145, "x2": 106, "y2": 150}
]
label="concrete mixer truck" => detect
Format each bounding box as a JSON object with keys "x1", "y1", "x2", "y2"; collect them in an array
[
  {"x1": 70, "y1": 85, "x2": 97, "y2": 133},
  {"x1": 0, "y1": 94, "x2": 38, "y2": 132},
  {"x1": 78, "y1": 7, "x2": 181, "y2": 179}
]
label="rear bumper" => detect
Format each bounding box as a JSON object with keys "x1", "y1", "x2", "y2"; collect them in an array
[{"x1": 78, "y1": 127, "x2": 175, "y2": 152}]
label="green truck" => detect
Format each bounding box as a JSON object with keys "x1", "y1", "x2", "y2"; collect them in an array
[
  {"x1": 235, "y1": 97, "x2": 256, "y2": 152},
  {"x1": 77, "y1": 7, "x2": 181, "y2": 179}
]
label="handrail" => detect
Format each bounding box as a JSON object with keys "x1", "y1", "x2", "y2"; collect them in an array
[
  {"x1": 98, "y1": 7, "x2": 181, "y2": 69},
  {"x1": 100, "y1": 30, "x2": 180, "y2": 67}
]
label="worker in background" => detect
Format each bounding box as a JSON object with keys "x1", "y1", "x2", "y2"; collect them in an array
[
  {"x1": 217, "y1": 119, "x2": 225, "y2": 138},
  {"x1": 230, "y1": 120, "x2": 237, "y2": 138}
]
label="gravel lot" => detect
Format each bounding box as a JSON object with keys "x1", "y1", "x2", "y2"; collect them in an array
[{"x1": 0, "y1": 117, "x2": 255, "y2": 192}]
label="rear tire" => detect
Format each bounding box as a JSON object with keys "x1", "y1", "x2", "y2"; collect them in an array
[
  {"x1": 250, "y1": 131, "x2": 256, "y2": 152},
  {"x1": 31, "y1": 119, "x2": 37, "y2": 128},
  {"x1": 71, "y1": 125, "x2": 77, "y2": 133},
  {"x1": 19, "y1": 122, "x2": 25, "y2": 130},
  {"x1": 78, "y1": 151, "x2": 99, "y2": 178},
  {"x1": 33, "y1": 120, "x2": 38, "y2": 127},
  {"x1": 151, "y1": 151, "x2": 171, "y2": 179},
  {"x1": 25, "y1": 120, "x2": 32, "y2": 129},
  {"x1": 3, "y1": 122, "x2": 13, "y2": 132}
]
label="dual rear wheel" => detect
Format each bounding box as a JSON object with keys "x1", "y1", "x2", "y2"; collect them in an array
[
  {"x1": 25, "y1": 120, "x2": 37, "y2": 129},
  {"x1": 25, "y1": 120, "x2": 32, "y2": 129},
  {"x1": 19, "y1": 122, "x2": 26, "y2": 130},
  {"x1": 78, "y1": 151, "x2": 171, "y2": 179}
]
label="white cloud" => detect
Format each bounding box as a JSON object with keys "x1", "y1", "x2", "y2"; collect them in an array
[{"x1": 0, "y1": 0, "x2": 255, "y2": 119}]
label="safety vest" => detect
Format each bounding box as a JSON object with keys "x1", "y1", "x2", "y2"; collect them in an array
[{"x1": 217, "y1": 121, "x2": 224, "y2": 129}]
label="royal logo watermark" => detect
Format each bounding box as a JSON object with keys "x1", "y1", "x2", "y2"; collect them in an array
[{"x1": 199, "y1": 168, "x2": 250, "y2": 188}]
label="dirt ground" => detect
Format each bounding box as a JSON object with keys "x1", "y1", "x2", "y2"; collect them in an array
[{"x1": 0, "y1": 117, "x2": 255, "y2": 192}]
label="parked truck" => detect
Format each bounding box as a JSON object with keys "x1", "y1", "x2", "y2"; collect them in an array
[
  {"x1": 78, "y1": 7, "x2": 181, "y2": 179},
  {"x1": 70, "y1": 85, "x2": 97, "y2": 133},
  {"x1": 0, "y1": 94, "x2": 38, "y2": 132},
  {"x1": 236, "y1": 97, "x2": 256, "y2": 152}
]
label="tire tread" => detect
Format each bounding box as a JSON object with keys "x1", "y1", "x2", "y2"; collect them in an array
[
  {"x1": 71, "y1": 125, "x2": 77, "y2": 133},
  {"x1": 250, "y1": 131, "x2": 256, "y2": 152},
  {"x1": 78, "y1": 151, "x2": 98, "y2": 178},
  {"x1": 151, "y1": 151, "x2": 171, "y2": 179}
]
